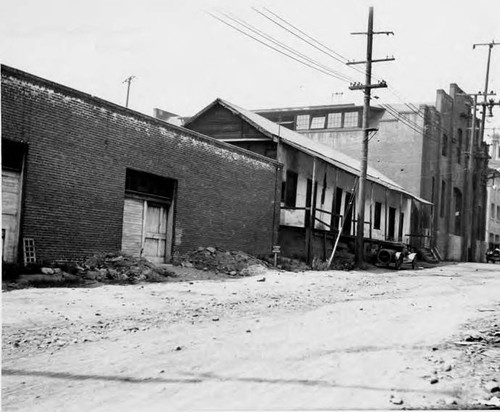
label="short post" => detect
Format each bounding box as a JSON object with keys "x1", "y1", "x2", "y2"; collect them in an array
[{"x1": 272, "y1": 245, "x2": 281, "y2": 267}]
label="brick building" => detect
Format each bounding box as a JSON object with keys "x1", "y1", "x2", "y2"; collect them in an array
[
  {"x1": 254, "y1": 84, "x2": 490, "y2": 262},
  {"x1": 1, "y1": 65, "x2": 281, "y2": 264}
]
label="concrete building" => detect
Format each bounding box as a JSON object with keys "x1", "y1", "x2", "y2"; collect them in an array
[
  {"x1": 254, "y1": 84, "x2": 489, "y2": 262},
  {"x1": 1, "y1": 66, "x2": 281, "y2": 265},
  {"x1": 185, "y1": 98, "x2": 431, "y2": 262},
  {"x1": 486, "y1": 132, "x2": 500, "y2": 249}
]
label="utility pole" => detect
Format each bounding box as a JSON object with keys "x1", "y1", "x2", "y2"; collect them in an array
[
  {"x1": 471, "y1": 40, "x2": 499, "y2": 260},
  {"x1": 462, "y1": 92, "x2": 497, "y2": 261},
  {"x1": 123, "y1": 75, "x2": 136, "y2": 108},
  {"x1": 348, "y1": 7, "x2": 393, "y2": 267},
  {"x1": 473, "y1": 41, "x2": 499, "y2": 143}
]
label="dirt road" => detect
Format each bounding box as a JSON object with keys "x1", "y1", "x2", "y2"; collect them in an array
[{"x1": 2, "y1": 263, "x2": 500, "y2": 411}]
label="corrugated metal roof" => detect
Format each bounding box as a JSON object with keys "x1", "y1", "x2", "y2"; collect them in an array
[{"x1": 187, "y1": 98, "x2": 432, "y2": 205}]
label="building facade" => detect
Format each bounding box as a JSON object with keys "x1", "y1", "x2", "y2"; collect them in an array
[
  {"x1": 486, "y1": 133, "x2": 500, "y2": 249},
  {"x1": 186, "y1": 99, "x2": 430, "y2": 262},
  {"x1": 255, "y1": 84, "x2": 489, "y2": 262},
  {"x1": 1, "y1": 66, "x2": 281, "y2": 264}
]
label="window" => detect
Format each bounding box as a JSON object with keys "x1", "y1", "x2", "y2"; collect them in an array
[
  {"x1": 491, "y1": 203, "x2": 496, "y2": 220},
  {"x1": 327, "y1": 113, "x2": 342, "y2": 128},
  {"x1": 296, "y1": 115, "x2": 310, "y2": 130},
  {"x1": 310, "y1": 116, "x2": 325, "y2": 129},
  {"x1": 125, "y1": 169, "x2": 176, "y2": 200},
  {"x1": 442, "y1": 134, "x2": 448, "y2": 156},
  {"x1": 498, "y1": 146, "x2": 500, "y2": 160},
  {"x1": 440, "y1": 181, "x2": 446, "y2": 217},
  {"x1": 497, "y1": 206, "x2": 500, "y2": 221},
  {"x1": 374, "y1": 202, "x2": 382, "y2": 230},
  {"x1": 454, "y1": 188, "x2": 462, "y2": 235},
  {"x1": 344, "y1": 112, "x2": 359, "y2": 128},
  {"x1": 457, "y1": 129, "x2": 462, "y2": 164},
  {"x1": 284, "y1": 170, "x2": 298, "y2": 207}
]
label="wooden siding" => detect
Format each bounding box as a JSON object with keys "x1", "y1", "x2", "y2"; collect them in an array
[
  {"x1": 187, "y1": 105, "x2": 268, "y2": 141},
  {"x1": 121, "y1": 198, "x2": 144, "y2": 257}
]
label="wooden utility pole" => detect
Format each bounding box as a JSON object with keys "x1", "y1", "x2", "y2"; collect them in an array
[
  {"x1": 473, "y1": 41, "x2": 499, "y2": 143},
  {"x1": 461, "y1": 92, "x2": 497, "y2": 261},
  {"x1": 471, "y1": 41, "x2": 499, "y2": 259},
  {"x1": 123, "y1": 75, "x2": 136, "y2": 108},
  {"x1": 348, "y1": 7, "x2": 393, "y2": 267}
]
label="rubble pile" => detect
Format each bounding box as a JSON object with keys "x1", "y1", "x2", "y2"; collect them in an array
[
  {"x1": 173, "y1": 247, "x2": 268, "y2": 276},
  {"x1": 77, "y1": 252, "x2": 176, "y2": 283}
]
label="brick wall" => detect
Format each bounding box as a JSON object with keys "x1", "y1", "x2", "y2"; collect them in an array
[{"x1": 1, "y1": 65, "x2": 281, "y2": 262}]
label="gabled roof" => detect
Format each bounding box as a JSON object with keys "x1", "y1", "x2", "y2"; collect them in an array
[{"x1": 186, "y1": 98, "x2": 432, "y2": 205}]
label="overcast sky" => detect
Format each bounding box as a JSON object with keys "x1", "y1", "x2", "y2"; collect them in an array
[{"x1": 1, "y1": 0, "x2": 500, "y2": 135}]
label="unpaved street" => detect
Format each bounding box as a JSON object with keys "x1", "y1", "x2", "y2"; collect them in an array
[{"x1": 2, "y1": 263, "x2": 500, "y2": 411}]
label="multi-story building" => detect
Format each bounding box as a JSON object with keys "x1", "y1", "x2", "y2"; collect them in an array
[
  {"x1": 255, "y1": 84, "x2": 490, "y2": 262},
  {"x1": 486, "y1": 132, "x2": 500, "y2": 249}
]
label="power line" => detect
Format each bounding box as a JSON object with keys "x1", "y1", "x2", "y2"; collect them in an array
[
  {"x1": 220, "y1": 11, "x2": 354, "y2": 83},
  {"x1": 207, "y1": 11, "x2": 353, "y2": 84},
  {"x1": 254, "y1": 7, "x2": 349, "y2": 66}
]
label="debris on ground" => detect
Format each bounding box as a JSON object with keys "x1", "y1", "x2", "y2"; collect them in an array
[
  {"x1": 389, "y1": 394, "x2": 404, "y2": 405},
  {"x1": 4, "y1": 252, "x2": 177, "y2": 289},
  {"x1": 172, "y1": 247, "x2": 268, "y2": 276}
]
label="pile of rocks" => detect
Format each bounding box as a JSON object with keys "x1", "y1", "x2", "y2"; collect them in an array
[
  {"x1": 75, "y1": 252, "x2": 176, "y2": 283},
  {"x1": 173, "y1": 247, "x2": 268, "y2": 276},
  {"x1": 30, "y1": 252, "x2": 176, "y2": 285}
]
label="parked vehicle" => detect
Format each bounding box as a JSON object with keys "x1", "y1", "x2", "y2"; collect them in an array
[
  {"x1": 486, "y1": 248, "x2": 500, "y2": 263},
  {"x1": 375, "y1": 245, "x2": 417, "y2": 270}
]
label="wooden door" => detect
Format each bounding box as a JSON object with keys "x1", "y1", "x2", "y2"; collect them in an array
[
  {"x1": 2, "y1": 170, "x2": 22, "y2": 263},
  {"x1": 121, "y1": 198, "x2": 144, "y2": 257},
  {"x1": 143, "y1": 203, "x2": 168, "y2": 264},
  {"x1": 121, "y1": 198, "x2": 171, "y2": 263}
]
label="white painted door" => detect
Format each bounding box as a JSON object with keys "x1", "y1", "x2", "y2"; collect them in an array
[
  {"x1": 143, "y1": 203, "x2": 168, "y2": 264},
  {"x1": 2, "y1": 169, "x2": 22, "y2": 263}
]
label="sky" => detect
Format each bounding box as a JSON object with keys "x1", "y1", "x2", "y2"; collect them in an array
[{"x1": 1, "y1": 0, "x2": 500, "y2": 136}]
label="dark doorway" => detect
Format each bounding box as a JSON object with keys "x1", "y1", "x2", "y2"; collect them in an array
[
  {"x1": 343, "y1": 192, "x2": 355, "y2": 235},
  {"x1": 388, "y1": 207, "x2": 396, "y2": 240}
]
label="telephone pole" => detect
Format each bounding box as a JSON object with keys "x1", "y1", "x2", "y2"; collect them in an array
[
  {"x1": 473, "y1": 41, "x2": 499, "y2": 143},
  {"x1": 348, "y1": 7, "x2": 393, "y2": 267},
  {"x1": 471, "y1": 40, "x2": 499, "y2": 260},
  {"x1": 460, "y1": 92, "x2": 496, "y2": 261},
  {"x1": 123, "y1": 75, "x2": 136, "y2": 108}
]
